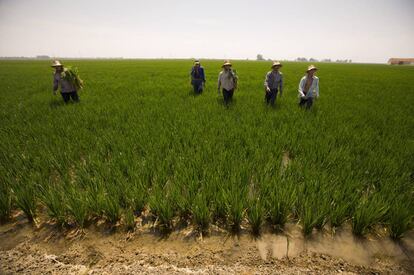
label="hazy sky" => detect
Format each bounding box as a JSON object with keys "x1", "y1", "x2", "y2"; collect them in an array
[{"x1": 0, "y1": 0, "x2": 413, "y2": 63}]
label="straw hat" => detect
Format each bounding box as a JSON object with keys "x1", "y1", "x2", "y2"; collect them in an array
[
  {"x1": 306, "y1": 65, "x2": 318, "y2": 72},
  {"x1": 222, "y1": 60, "x2": 232, "y2": 67},
  {"x1": 51, "y1": 60, "x2": 63, "y2": 67},
  {"x1": 194, "y1": 60, "x2": 200, "y2": 65},
  {"x1": 271, "y1": 61, "x2": 282, "y2": 68}
]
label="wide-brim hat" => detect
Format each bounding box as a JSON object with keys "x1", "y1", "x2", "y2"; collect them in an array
[
  {"x1": 51, "y1": 60, "x2": 63, "y2": 67},
  {"x1": 306, "y1": 65, "x2": 318, "y2": 72},
  {"x1": 194, "y1": 60, "x2": 200, "y2": 65},
  {"x1": 222, "y1": 60, "x2": 232, "y2": 67},
  {"x1": 271, "y1": 61, "x2": 282, "y2": 68}
]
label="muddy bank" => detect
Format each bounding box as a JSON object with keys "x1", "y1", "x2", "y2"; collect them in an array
[{"x1": 0, "y1": 217, "x2": 413, "y2": 274}]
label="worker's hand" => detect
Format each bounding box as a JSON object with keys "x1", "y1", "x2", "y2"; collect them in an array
[{"x1": 266, "y1": 87, "x2": 270, "y2": 93}]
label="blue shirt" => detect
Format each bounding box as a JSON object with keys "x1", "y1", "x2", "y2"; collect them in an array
[{"x1": 190, "y1": 66, "x2": 205, "y2": 82}]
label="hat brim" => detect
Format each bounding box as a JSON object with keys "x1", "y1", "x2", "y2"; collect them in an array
[
  {"x1": 271, "y1": 64, "x2": 282, "y2": 68},
  {"x1": 307, "y1": 67, "x2": 317, "y2": 72},
  {"x1": 51, "y1": 64, "x2": 63, "y2": 67},
  {"x1": 222, "y1": 63, "x2": 232, "y2": 67}
]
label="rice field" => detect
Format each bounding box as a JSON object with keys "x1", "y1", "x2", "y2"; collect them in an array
[{"x1": 0, "y1": 59, "x2": 413, "y2": 239}]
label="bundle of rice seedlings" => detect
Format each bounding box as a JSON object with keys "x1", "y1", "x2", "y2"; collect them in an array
[{"x1": 61, "y1": 67, "x2": 84, "y2": 90}]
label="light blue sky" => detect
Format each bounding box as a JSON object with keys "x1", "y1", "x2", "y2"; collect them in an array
[{"x1": 0, "y1": 0, "x2": 413, "y2": 63}]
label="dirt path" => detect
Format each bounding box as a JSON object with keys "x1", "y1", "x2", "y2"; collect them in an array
[{"x1": 1, "y1": 217, "x2": 413, "y2": 274}]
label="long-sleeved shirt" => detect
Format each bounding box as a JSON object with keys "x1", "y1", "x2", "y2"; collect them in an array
[
  {"x1": 218, "y1": 70, "x2": 236, "y2": 91},
  {"x1": 190, "y1": 66, "x2": 205, "y2": 82},
  {"x1": 298, "y1": 75, "x2": 319, "y2": 98},
  {"x1": 53, "y1": 71, "x2": 76, "y2": 93},
  {"x1": 264, "y1": 71, "x2": 283, "y2": 92}
]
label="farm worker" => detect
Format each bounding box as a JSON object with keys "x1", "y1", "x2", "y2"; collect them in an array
[
  {"x1": 190, "y1": 60, "x2": 206, "y2": 94},
  {"x1": 264, "y1": 61, "x2": 283, "y2": 106},
  {"x1": 217, "y1": 60, "x2": 238, "y2": 105},
  {"x1": 51, "y1": 60, "x2": 79, "y2": 103},
  {"x1": 298, "y1": 65, "x2": 319, "y2": 109}
]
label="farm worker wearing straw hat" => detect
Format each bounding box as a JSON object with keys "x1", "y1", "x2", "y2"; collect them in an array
[
  {"x1": 51, "y1": 60, "x2": 79, "y2": 103},
  {"x1": 298, "y1": 65, "x2": 319, "y2": 109},
  {"x1": 217, "y1": 60, "x2": 238, "y2": 105},
  {"x1": 264, "y1": 61, "x2": 283, "y2": 106},
  {"x1": 190, "y1": 60, "x2": 206, "y2": 94}
]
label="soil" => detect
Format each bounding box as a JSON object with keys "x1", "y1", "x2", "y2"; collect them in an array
[{"x1": 1, "y1": 213, "x2": 413, "y2": 274}]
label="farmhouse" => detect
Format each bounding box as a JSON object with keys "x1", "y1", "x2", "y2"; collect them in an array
[{"x1": 387, "y1": 58, "x2": 414, "y2": 65}]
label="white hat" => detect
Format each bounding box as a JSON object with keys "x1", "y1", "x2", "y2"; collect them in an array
[
  {"x1": 306, "y1": 65, "x2": 318, "y2": 72},
  {"x1": 271, "y1": 61, "x2": 282, "y2": 68},
  {"x1": 51, "y1": 60, "x2": 63, "y2": 67},
  {"x1": 222, "y1": 60, "x2": 232, "y2": 67}
]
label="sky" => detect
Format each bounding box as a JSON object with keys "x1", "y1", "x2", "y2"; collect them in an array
[{"x1": 0, "y1": 0, "x2": 413, "y2": 63}]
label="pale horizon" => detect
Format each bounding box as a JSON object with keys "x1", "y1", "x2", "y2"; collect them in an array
[{"x1": 0, "y1": 0, "x2": 413, "y2": 64}]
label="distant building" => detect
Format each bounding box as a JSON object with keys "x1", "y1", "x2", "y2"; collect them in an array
[{"x1": 388, "y1": 58, "x2": 414, "y2": 65}]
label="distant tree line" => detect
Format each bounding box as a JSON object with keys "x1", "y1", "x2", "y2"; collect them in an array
[
  {"x1": 257, "y1": 54, "x2": 352, "y2": 63},
  {"x1": 296, "y1": 57, "x2": 352, "y2": 63}
]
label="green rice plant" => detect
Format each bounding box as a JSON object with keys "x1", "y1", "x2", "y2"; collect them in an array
[
  {"x1": 298, "y1": 188, "x2": 330, "y2": 236},
  {"x1": 0, "y1": 182, "x2": 13, "y2": 223},
  {"x1": 66, "y1": 186, "x2": 89, "y2": 228},
  {"x1": 123, "y1": 182, "x2": 147, "y2": 215},
  {"x1": 386, "y1": 196, "x2": 413, "y2": 239},
  {"x1": 265, "y1": 178, "x2": 296, "y2": 230},
  {"x1": 124, "y1": 208, "x2": 135, "y2": 231},
  {"x1": 191, "y1": 193, "x2": 210, "y2": 234},
  {"x1": 149, "y1": 187, "x2": 174, "y2": 232},
  {"x1": 13, "y1": 182, "x2": 37, "y2": 223},
  {"x1": 211, "y1": 188, "x2": 227, "y2": 222},
  {"x1": 329, "y1": 185, "x2": 358, "y2": 228},
  {"x1": 101, "y1": 192, "x2": 122, "y2": 224},
  {"x1": 247, "y1": 197, "x2": 264, "y2": 236},
  {"x1": 224, "y1": 187, "x2": 246, "y2": 233},
  {"x1": 39, "y1": 184, "x2": 67, "y2": 227},
  {"x1": 352, "y1": 193, "x2": 389, "y2": 236}
]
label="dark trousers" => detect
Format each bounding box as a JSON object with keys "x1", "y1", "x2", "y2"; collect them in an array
[
  {"x1": 265, "y1": 89, "x2": 278, "y2": 106},
  {"x1": 192, "y1": 80, "x2": 204, "y2": 94},
  {"x1": 299, "y1": 97, "x2": 313, "y2": 109},
  {"x1": 61, "y1": 91, "x2": 79, "y2": 103},
  {"x1": 222, "y1": 89, "x2": 234, "y2": 104}
]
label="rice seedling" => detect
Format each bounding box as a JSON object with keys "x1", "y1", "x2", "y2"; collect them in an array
[
  {"x1": 101, "y1": 191, "x2": 122, "y2": 225},
  {"x1": 224, "y1": 184, "x2": 247, "y2": 233},
  {"x1": 66, "y1": 185, "x2": 89, "y2": 228},
  {"x1": 123, "y1": 181, "x2": 147, "y2": 216},
  {"x1": 247, "y1": 197, "x2": 264, "y2": 236},
  {"x1": 149, "y1": 187, "x2": 175, "y2": 232},
  {"x1": 191, "y1": 193, "x2": 210, "y2": 234},
  {"x1": 39, "y1": 184, "x2": 67, "y2": 227},
  {"x1": 386, "y1": 195, "x2": 413, "y2": 239},
  {"x1": 61, "y1": 66, "x2": 83, "y2": 90},
  {"x1": 12, "y1": 182, "x2": 37, "y2": 223},
  {"x1": 265, "y1": 178, "x2": 297, "y2": 230},
  {"x1": 124, "y1": 208, "x2": 136, "y2": 232},
  {"x1": 352, "y1": 192, "x2": 389, "y2": 236}
]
